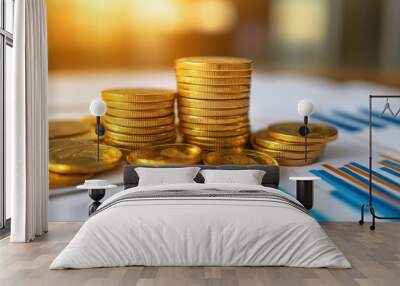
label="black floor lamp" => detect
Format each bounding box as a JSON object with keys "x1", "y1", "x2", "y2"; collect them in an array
[
  {"x1": 89, "y1": 99, "x2": 106, "y2": 161},
  {"x1": 297, "y1": 99, "x2": 315, "y2": 162},
  {"x1": 359, "y1": 95, "x2": 400, "y2": 230}
]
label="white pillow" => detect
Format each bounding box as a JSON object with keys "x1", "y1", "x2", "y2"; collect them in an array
[
  {"x1": 200, "y1": 169, "x2": 266, "y2": 185},
  {"x1": 136, "y1": 167, "x2": 201, "y2": 186}
]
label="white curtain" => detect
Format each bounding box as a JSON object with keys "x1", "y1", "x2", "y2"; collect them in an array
[{"x1": 8, "y1": 0, "x2": 48, "y2": 242}]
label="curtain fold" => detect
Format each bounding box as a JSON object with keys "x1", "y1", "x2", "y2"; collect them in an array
[{"x1": 9, "y1": 0, "x2": 48, "y2": 242}]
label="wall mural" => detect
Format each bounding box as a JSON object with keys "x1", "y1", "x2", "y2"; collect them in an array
[{"x1": 48, "y1": 57, "x2": 400, "y2": 222}]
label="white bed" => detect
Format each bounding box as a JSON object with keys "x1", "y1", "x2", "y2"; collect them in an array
[{"x1": 50, "y1": 183, "x2": 350, "y2": 269}]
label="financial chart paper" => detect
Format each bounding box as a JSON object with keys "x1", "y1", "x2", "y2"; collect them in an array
[{"x1": 48, "y1": 71, "x2": 400, "y2": 222}]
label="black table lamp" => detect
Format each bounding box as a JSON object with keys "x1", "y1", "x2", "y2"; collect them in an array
[
  {"x1": 297, "y1": 99, "x2": 314, "y2": 163},
  {"x1": 89, "y1": 99, "x2": 106, "y2": 161}
]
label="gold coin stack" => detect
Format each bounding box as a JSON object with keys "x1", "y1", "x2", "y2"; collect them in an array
[
  {"x1": 127, "y1": 143, "x2": 203, "y2": 166},
  {"x1": 48, "y1": 120, "x2": 92, "y2": 189},
  {"x1": 49, "y1": 120, "x2": 90, "y2": 140},
  {"x1": 203, "y1": 149, "x2": 278, "y2": 166},
  {"x1": 252, "y1": 122, "x2": 338, "y2": 166},
  {"x1": 48, "y1": 138, "x2": 123, "y2": 188},
  {"x1": 101, "y1": 88, "x2": 177, "y2": 152},
  {"x1": 175, "y1": 57, "x2": 252, "y2": 151}
]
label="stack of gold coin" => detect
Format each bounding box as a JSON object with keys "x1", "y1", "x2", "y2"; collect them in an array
[
  {"x1": 252, "y1": 122, "x2": 338, "y2": 166},
  {"x1": 49, "y1": 120, "x2": 90, "y2": 140},
  {"x1": 127, "y1": 143, "x2": 203, "y2": 166},
  {"x1": 101, "y1": 88, "x2": 177, "y2": 152},
  {"x1": 175, "y1": 57, "x2": 252, "y2": 151},
  {"x1": 204, "y1": 149, "x2": 278, "y2": 166},
  {"x1": 48, "y1": 120, "x2": 91, "y2": 189},
  {"x1": 49, "y1": 139, "x2": 123, "y2": 188},
  {"x1": 49, "y1": 118, "x2": 103, "y2": 143}
]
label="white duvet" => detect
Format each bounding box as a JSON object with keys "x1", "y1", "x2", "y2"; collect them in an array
[{"x1": 50, "y1": 183, "x2": 351, "y2": 269}]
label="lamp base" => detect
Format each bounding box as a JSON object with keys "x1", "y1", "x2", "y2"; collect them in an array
[
  {"x1": 298, "y1": 116, "x2": 309, "y2": 136},
  {"x1": 88, "y1": 188, "x2": 106, "y2": 215},
  {"x1": 298, "y1": 126, "x2": 309, "y2": 136}
]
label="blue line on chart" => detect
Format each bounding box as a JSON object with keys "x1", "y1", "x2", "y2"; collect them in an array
[
  {"x1": 360, "y1": 108, "x2": 400, "y2": 125},
  {"x1": 280, "y1": 187, "x2": 331, "y2": 222},
  {"x1": 330, "y1": 190, "x2": 364, "y2": 213},
  {"x1": 382, "y1": 160, "x2": 400, "y2": 169},
  {"x1": 309, "y1": 209, "x2": 331, "y2": 222},
  {"x1": 309, "y1": 170, "x2": 364, "y2": 211},
  {"x1": 339, "y1": 167, "x2": 400, "y2": 201},
  {"x1": 349, "y1": 162, "x2": 400, "y2": 188},
  {"x1": 380, "y1": 167, "x2": 400, "y2": 178},
  {"x1": 310, "y1": 169, "x2": 400, "y2": 215},
  {"x1": 311, "y1": 113, "x2": 361, "y2": 132},
  {"x1": 314, "y1": 169, "x2": 398, "y2": 218},
  {"x1": 332, "y1": 110, "x2": 385, "y2": 128}
]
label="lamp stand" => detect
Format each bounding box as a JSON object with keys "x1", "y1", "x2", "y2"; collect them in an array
[
  {"x1": 96, "y1": 116, "x2": 100, "y2": 161},
  {"x1": 298, "y1": 116, "x2": 309, "y2": 163},
  {"x1": 94, "y1": 116, "x2": 105, "y2": 162}
]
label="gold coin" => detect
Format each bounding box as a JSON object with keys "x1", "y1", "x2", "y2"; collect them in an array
[
  {"x1": 179, "y1": 90, "x2": 249, "y2": 100},
  {"x1": 252, "y1": 143, "x2": 321, "y2": 159},
  {"x1": 252, "y1": 130, "x2": 325, "y2": 152},
  {"x1": 185, "y1": 134, "x2": 249, "y2": 145},
  {"x1": 179, "y1": 114, "x2": 249, "y2": 125},
  {"x1": 104, "y1": 114, "x2": 175, "y2": 127},
  {"x1": 178, "y1": 83, "x2": 250, "y2": 93},
  {"x1": 50, "y1": 138, "x2": 92, "y2": 150},
  {"x1": 102, "y1": 88, "x2": 176, "y2": 103},
  {"x1": 180, "y1": 121, "x2": 250, "y2": 131},
  {"x1": 176, "y1": 76, "x2": 251, "y2": 86},
  {"x1": 176, "y1": 57, "x2": 252, "y2": 70},
  {"x1": 185, "y1": 138, "x2": 246, "y2": 151},
  {"x1": 267, "y1": 122, "x2": 338, "y2": 143},
  {"x1": 276, "y1": 157, "x2": 319, "y2": 167},
  {"x1": 105, "y1": 100, "x2": 174, "y2": 111},
  {"x1": 179, "y1": 106, "x2": 248, "y2": 117},
  {"x1": 204, "y1": 149, "x2": 278, "y2": 166},
  {"x1": 49, "y1": 172, "x2": 93, "y2": 189},
  {"x1": 49, "y1": 137, "x2": 106, "y2": 153},
  {"x1": 104, "y1": 136, "x2": 175, "y2": 149},
  {"x1": 176, "y1": 69, "x2": 251, "y2": 78},
  {"x1": 106, "y1": 107, "x2": 173, "y2": 118},
  {"x1": 104, "y1": 121, "x2": 175, "y2": 135},
  {"x1": 178, "y1": 97, "x2": 249, "y2": 109},
  {"x1": 105, "y1": 130, "x2": 176, "y2": 142},
  {"x1": 49, "y1": 120, "x2": 90, "y2": 140},
  {"x1": 181, "y1": 126, "x2": 249, "y2": 137},
  {"x1": 49, "y1": 140, "x2": 122, "y2": 174},
  {"x1": 126, "y1": 143, "x2": 202, "y2": 166}
]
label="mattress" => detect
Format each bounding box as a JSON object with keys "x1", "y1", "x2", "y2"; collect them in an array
[{"x1": 50, "y1": 183, "x2": 351, "y2": 269}]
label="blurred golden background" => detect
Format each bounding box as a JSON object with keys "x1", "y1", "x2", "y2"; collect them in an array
[{"x1": 47, "y1": 0, "x2": 400, "y2": 85}]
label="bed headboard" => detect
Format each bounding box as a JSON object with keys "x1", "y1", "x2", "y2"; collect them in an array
[{"x1": 123, "y1": 165, "x2": 280, "y2": 189}]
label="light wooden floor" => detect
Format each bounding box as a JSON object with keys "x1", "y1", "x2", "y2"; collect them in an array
[{"x1": 0, "y1": 222, "x2": 399, "y2": 286}]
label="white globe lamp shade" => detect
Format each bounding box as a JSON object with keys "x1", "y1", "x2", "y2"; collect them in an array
[
  {"x1": 298, "y1": 99, "x2": 314, "y2": 117},
  {"x1": 90, "y1": 99, "x2": 106, "y2": 116}
]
